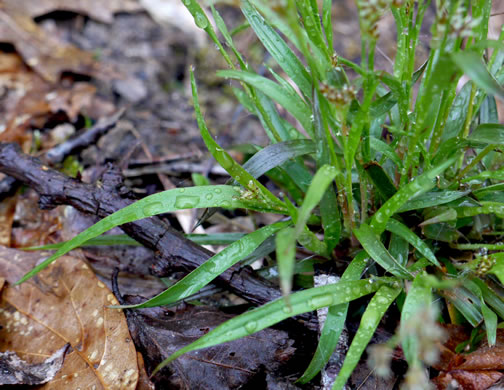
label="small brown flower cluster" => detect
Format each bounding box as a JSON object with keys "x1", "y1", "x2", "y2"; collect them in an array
[
  {"x1": 320, "y1": 82, "x2": 356, "y2": 106},
  {"x1": 357, "y1": 0, "x2": 404, "y2": 39},
  {"x1": 475, "y1": 254, "x2": 496, "y2": 277},
  {"x1": 432, "y1": 4, "x2": 481, "y2": 47}
]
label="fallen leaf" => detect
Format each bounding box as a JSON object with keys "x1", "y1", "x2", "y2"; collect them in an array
[
  {"x1": 0, "y1": 344, "x2": 68, "y2": 385},
  {"x1": 0, "y1": 2, "x2": 118, "y2": 82},
  {"x1": 0, "y1": 51, "x2": 100, "y2": 148},
  {"x1": 122, "y1": 298, "x2": 297, "y2": 389},
  {"x1": 18, "y1": 0, "x2": 142, "y2": 24},
  {"x1": 432, "y1": 370, "x2": 503, "y2": 390},
  {"x1": 432, "y1": 327, "x2": 504, "y2": 389},
  {"x1": 0, "y1": 246, "x2": 139, "y2": 389}
]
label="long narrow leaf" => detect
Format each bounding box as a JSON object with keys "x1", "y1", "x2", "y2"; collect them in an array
[
  {"x1": 386, "y1": 219, "x2": 440, "y2": 267},
  {"x1": 332, "y1": 285, "x2": 401, "y2": 390},
  {"x1": 16, "y1": 185, "x2": 286, "y2": 284},
  {"x1": 115, "y1": 221, "x2": 290, "y2": 308},
  {"x1": 298, "y1": 252, "x2": 369, "y2": 383},
  {"x1": 370, "y1": 156, "x2": 458, "y2": 234},
  {"x1": 217, "y1": 70, "x2": 313, "y2": 133},
  {"x1": 400, "y1": 274, "x2": 432, "y2": 365},
  {"x1": 191, "y1": 69, "x2": 285, "y2": 209},
  {"x1": 451, "y1": 51, "x2": 504, "y2": 101},
  {"x1": 153, "y1": 277, "x2": 395, "y2": 375},
  {"x1": 241, "y1": 0, "x2": 311, "y2": 96},
  {"x1": 354, "y1": 223, "x2": 413, "y2": 280}
]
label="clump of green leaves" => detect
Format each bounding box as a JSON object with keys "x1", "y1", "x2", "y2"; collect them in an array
[{"x1": 20, "y1": 0, "x2": 504, "y2": 387}]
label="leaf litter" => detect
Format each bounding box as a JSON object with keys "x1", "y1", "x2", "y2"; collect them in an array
[{"x1": 0, "y1": 246, "x2": 138, "y2": 389}]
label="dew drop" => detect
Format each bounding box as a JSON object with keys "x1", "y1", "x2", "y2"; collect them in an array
[
  {"x1": 174, "y1": 196, "x2": 200, "y2": 209},
  {"x1": 282, "y1": 306, "x2": 293, "y2": 314},
  {"x1": 374, "y1": 212, "x2": 384, "y2": 223},
  {"x1": 244, "y1": 321, "x2": 258, "y2": 334},
  {"x1": 218, "y1": 152, "x2": 235, "y2": 170},
  {"x1": 143, "y1": 201, "x2": 163, "y2": 216},
  {"x1": 214, "y1": 188, "x2": 222, "y2": 194},
  {"x1": 194, "y1": 13, "x2": 208, "y2": 29},
  {"x1": 220, "y1": 200, "x2": 231, "y2": 208},
  {"x1": 308, "y1": 294, "x2": 334, "y2": 309},
  {"x1": 178, "y1": 188, "x2": 186, "y2": 193},
  {"x1": 205, "y1": 193, "x2": 213, "y2": 200}
]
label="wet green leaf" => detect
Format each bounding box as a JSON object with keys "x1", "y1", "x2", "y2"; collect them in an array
[
  {"x1": 332, "y1": 285, "x2": 400, "y2": 390},
  {"x1": 386, "y1": 219, "x2": 439, "y2": 267},
  {"x1": 452, "y1": 51, "x2": 504, "y2": 101},
  {"x1": 354, "y1": 223, "x2": 413, "y2": 280},
  {"x1": 370, "y1": 156, "x2": 458, "y2": 234},
  {"x1": 154, "y1": 277, "x2": 395, "y2": 375},
  {"x1": 114, "y1": 221, "x2": 290, "y2": 308},
  {"x1": 217, "y1": 70, "x2": 313, "y2": 133},
  {"x1": 298, "y1": 252, "x2": 369, "y2": 383},
  {"x1": 16, "y1": 185, "x2": 286, "y2": 284}
]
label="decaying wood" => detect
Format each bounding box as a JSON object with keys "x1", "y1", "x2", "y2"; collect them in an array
[{"x1": 0, "y1": 142, "x2": 316, "y2": 330}]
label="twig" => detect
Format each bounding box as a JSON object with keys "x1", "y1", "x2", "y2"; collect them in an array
[{"x1": 0, "y1": 142, "x2": 317, "y2": 330}]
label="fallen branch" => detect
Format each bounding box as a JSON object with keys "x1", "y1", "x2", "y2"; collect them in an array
[{"x1": 0, "y1": 142, "x2": 316, "y2": 329}]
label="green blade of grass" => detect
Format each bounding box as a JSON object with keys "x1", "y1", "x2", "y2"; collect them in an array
[
  {"x1": 468, "y1": 123, "x2": 504, "y2": 145},
  {"x1": 217, "y1": 70, "x2": 313, "y2": 133},
  {"x1": 354, "y1": 223, "x2": 413, "y2": 280},
  {"x1": 465, "y1": 280, "x2": 497, "y2": 346},
  {"x1": 398, "y1": 190, "x2": 469, "y2": 212},
  {"x1": 241, "y1": 0, "x2": 312, "y2": 97},
  {"x1": 278, "y1": 165, "x2": 338, "y2": 296},
  {"x1": 399, "y1": 273, "x2": 432, "y2": 366},
  {"x1": 419, "y1": 209, "x2": 458, "y2": 226},
  {"x1": 152, "y1": 277, "x2": 396, "y2": 375},
  {"x1": 456, "y1": 201, "x2": 504, "y2": 218},
  {"x1": 388, "y1": 233, "x2": 409, "y2": 267},
  {"x1": 441, "y1": 286, "x2": 483, "y2": 327},
  {"x1": 451, "y1": 51, "x2": 504, "y2": 101},
  {"x1": 295, "y1": 164, "x2": 338, "y2": 237},
  {"x1": 297, "y1": 251, "x2": 369, "y2": 384},
  {"x1": 23, "y1": 233, "x2": 248, "y2": 251},
  {"x1": 276, "y1": 226, "x2": 296, "y2": 298},
  {"x1": 364, "y1": 162, "x2": 398, "y2": 201},
  {"x1": 332, "y1": 285, "x2": 401, "y2": 390},
  {"x1": 210, "y1": 5, "x2": 246, "y2": 69},
  {"x1": 240, "y1": 140, "x2": 315, "y2": 180},
  {"x1": 471, "y1": 278, "x2": 504, "y2": 320},
  {"x1": 369, "y1": 137, "x2": 403, "y2": 169},
  {"x1": 16, "y1": 185, "x2": 286, "y2": 284},
  {"x1": 385, "y1": 219, "x2": 440, "y2": 267},
  {"x1": 191, "y1": 69, "x2": 285, "y2": 210},
  {"x1": 114, "y1": 221, "x2": 290, "y2": 309},
  {"x1": 370, "y1": 156, "x2": 458, "y2": 234},
  {"x1": 462, "y1": 169, "x2": 504, "y2": 183}
]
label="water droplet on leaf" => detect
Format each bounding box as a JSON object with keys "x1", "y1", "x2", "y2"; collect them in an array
[{"x1": 175, "y1": 196, "x2": 200, "y2": 209}]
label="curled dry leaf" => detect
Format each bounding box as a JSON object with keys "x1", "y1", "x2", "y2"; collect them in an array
[
  {"x1": 18, "y1": 0, "x2": 142, "y2": 24},
  {"x1": 0, "y1": 1, "x2": 118, "y2": 82},
  {"x1": 0, "y1": 247, "x2": 138, "y2": 389},
  {"x1": 0, "y1": 344, "x2": 69, "y2": 385},
  {"x1": 432, "y1": 326, "x2": 504, "y2": 389}
]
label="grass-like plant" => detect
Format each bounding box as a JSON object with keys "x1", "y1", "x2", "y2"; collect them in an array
[{"x1": 19, "y1": 0, "x2": 504, "y2": 387}]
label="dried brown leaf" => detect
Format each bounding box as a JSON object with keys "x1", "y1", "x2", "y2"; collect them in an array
[
  {"x1": 0, "y1": 247, "x2": 138, "y2": 389},
  {"x1": 432, "y1": 370, "x2": 503, "y2": 390},
  {"x1": 123, "y1": 301, "x2": 297, "y2": 389},
  {"x1": 0, "y1": 2, "x2": 118, "y2": 82},
  {"x1": 17, "y1": 0, "x2": 142, "y2": 24},
  {"x1": 0, "y1": 344, "x2": 68, "y2": 385}
]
